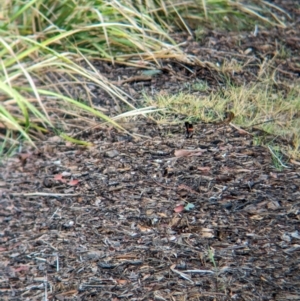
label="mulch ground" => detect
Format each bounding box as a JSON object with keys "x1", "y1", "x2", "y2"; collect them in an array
[{"x1": 1, "y1": 1, "x2": 300, "y2": 300}]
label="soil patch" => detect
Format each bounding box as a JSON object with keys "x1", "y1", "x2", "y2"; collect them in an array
[{"x1": 1, "y1": 122, "x2": 300, "y2": 300}]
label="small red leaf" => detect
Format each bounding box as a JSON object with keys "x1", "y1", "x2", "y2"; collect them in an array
[
  {"x1": 174, "y1": 204, "x2": 184, "y2": 213},
  {"x1": 14, "y1": 265, "x2": 29, "y2": 273},
  {"x1": 68, "y1": 179, "x2": 79, "y2": 186},
  {"x1": 54, "y1": 174, "x2": 67, "y2": 183}
]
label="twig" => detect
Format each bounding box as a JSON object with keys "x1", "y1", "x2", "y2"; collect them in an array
[
  {"x1": 250, "y1": 119, "x2": 275, "y2": 127},
  {"x1": 170, "y1": 266, "x2": 194, "y2": 283},
  {"x1": 56, "y1": 254, "x2": 59, "y2": 272},
  {"x1": 185, "y1": 269, "x2": 215, "y2": 274},
  {"x1": 112, "y1": 75, "x2": 152, "y2": 85},
  {"x1": 267, "y1": 146, "x2": 289, "y2": 168},
  {"x1": 11, "y1": 192, "x2": 82, "y2": 197},
  {"x1": 44, "y1": 275, "x2": 48, "y2": 301},
  {"x1": 229, "y1": 123, "x2": 252, "y2": 135}
]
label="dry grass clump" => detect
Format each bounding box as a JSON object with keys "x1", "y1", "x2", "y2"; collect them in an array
[
  {"x1": 0, "y1": 0, "x2": 290, "y2": 156},
  {"x1": 145, "y1": 81, "x2": 300, "y2": 160}
]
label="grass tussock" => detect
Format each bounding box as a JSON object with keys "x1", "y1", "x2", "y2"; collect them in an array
[
  {"x1": 145, "y1": 81, "x2": 300, "y2": 160},
  {"x1": 0, "y1": 0, "x2": 292, "y2": 156}
]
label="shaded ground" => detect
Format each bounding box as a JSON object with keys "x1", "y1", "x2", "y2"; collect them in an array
[{"x1": 1, "y1": 1, "x2": 300, "y2": 300}]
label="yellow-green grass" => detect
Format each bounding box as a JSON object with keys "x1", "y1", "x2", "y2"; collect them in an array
[
  {"x1": 0, "y1": 0, "x2": 290, "y2": 156},
  {"x1": 144, "y1": 81, "x2": 300, "y2": 161}
]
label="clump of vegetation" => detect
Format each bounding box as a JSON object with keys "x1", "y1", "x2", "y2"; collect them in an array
[
  {"x1": 0, "y1": 0, "x2": 292, "y2": 157},
  {"x1": 145, "y1": 80, "x2": 300, "y2": 160}
]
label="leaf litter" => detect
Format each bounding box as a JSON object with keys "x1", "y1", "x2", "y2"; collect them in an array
[
  {"x1": 1, "y1": 120, "x2": 299, "y2": 300},
  {"x1": 1, "y1": 2, "x2": 300, "y2": 299}
]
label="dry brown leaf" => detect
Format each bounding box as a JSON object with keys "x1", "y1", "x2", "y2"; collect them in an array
[
  {"x1": 201, "y1": 228, "x2": 214, "y2": 238},
  {"x1": 56, "y1": 290, "x2": 78, "y2": 297},
  {"x1": 250, "y1": 215, "x2": 264, "y2": 220},
  {"x1": 290, "y1": 159, "x2": 300, "y2": 166},
  {"x1": 157, "y1": 212, "x2": 168, "y2": 218},
  {"x1": 18, "y1": 153, "x2": 32, "y2": 167},
  {"x1": 137, "y1": 224, "x2": 152, "y2": 233},
  {"x1": 267, "y1": 201, "x2": 280, "y2": 209},
  {"x1": 177, "y1": 184, "x2": 200, "y2": 195},
  {"x1": 47, "y1": 135, "x2": 62, "y2": 143},
  {"x1": 116, "y1": 279, "x2": 128, "y2": 285},
  {"x1": 170, "y1": 216, "x2": 181, "y2": 227},
  {"x1": 0, "y1": 181, "x2": 6, "y2": 187},
  {"x1": 201, "y1": 227, "x2": 214, "y2": 232},
  {"x1": 146, "y1": 209, "x2": 154, "y2": 215},
  {"x1": 224, "y1": 111, "x2": 235, "y2": 123},
  {"x1": 201, "y1": 232, "x2": 215, "y2": 238}
]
